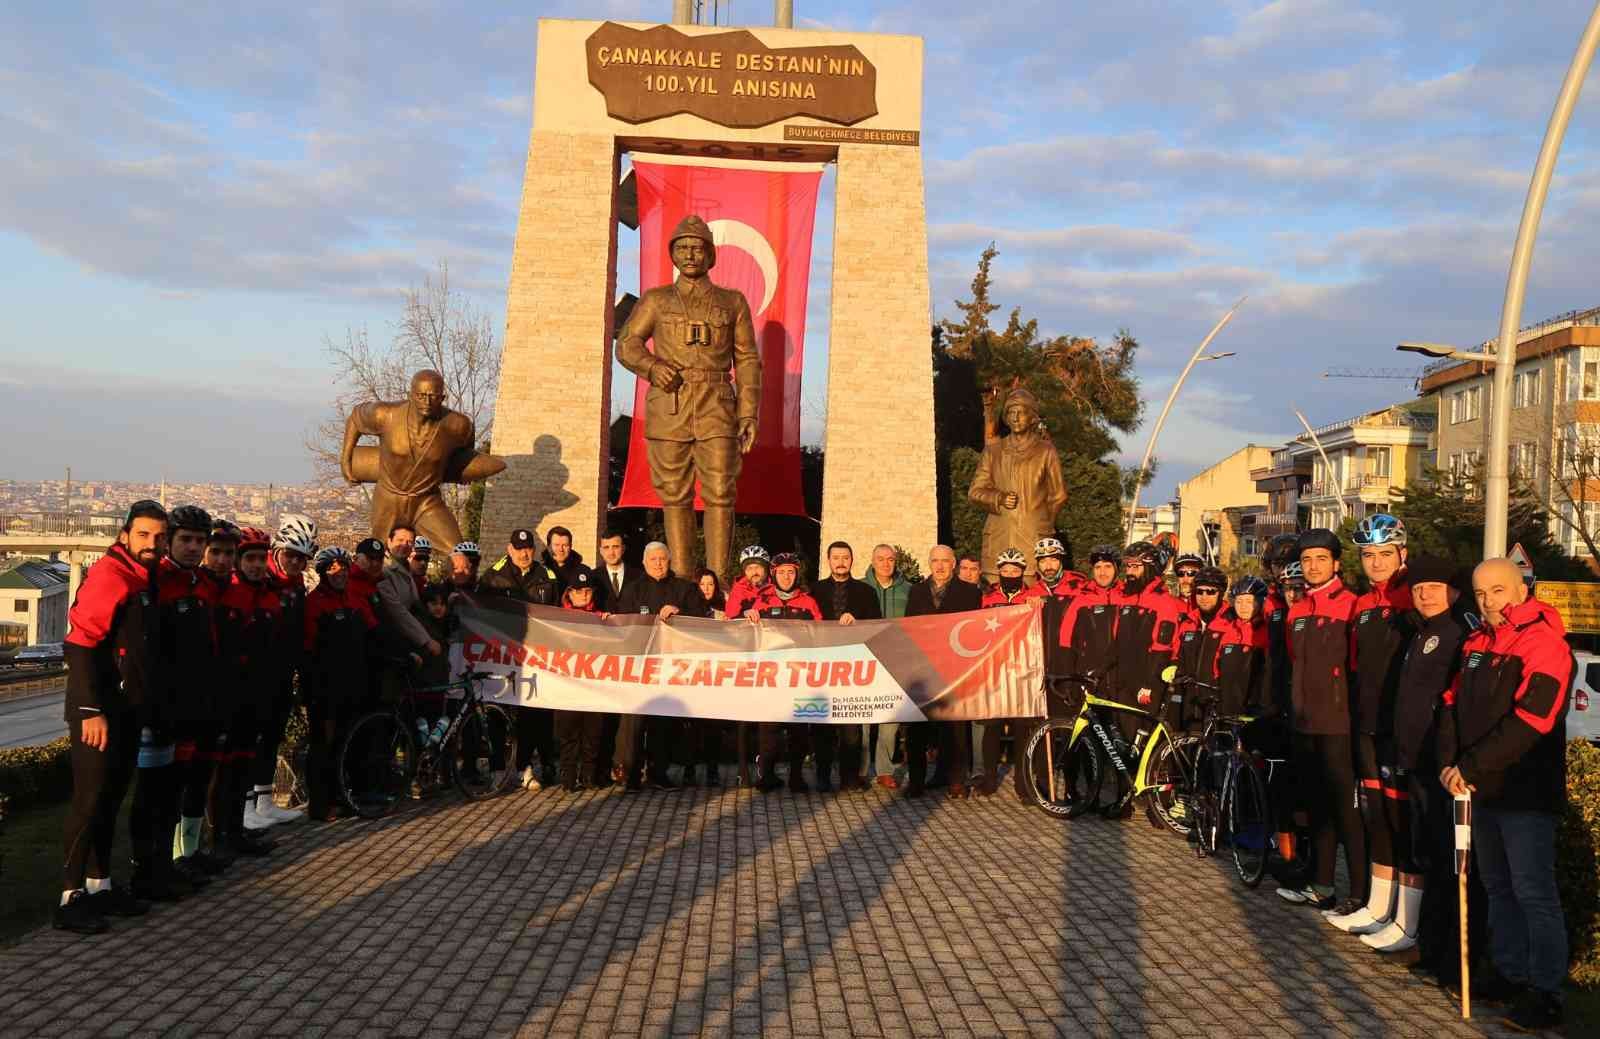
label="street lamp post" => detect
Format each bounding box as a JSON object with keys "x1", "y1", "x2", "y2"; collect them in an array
[
  {"x1": 1125, "y1": 298, "x2": 1245, "y2": 544},
  {"x1": 1400, "y1": 2, "x2": 1600, "y2": 559}
]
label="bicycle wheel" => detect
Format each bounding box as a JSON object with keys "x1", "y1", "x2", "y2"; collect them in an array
[
  {"x1": 1227, "y1": 754, "x2": 1272, "y2": 888},
  {"x1": 447, "y1": 703, "x2": 519, "y2": 800},
  {"x1": 1023, "y1": 719, "x2": 1101, "y2": 819},
  {"x1": 1145, "y1": 731, "x2": 1198, "y2": 838},
  {"x1": 338, "y1": 711, "x2": 416, "y2": 819}
]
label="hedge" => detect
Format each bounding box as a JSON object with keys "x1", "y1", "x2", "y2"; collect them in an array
[
  {"x1": 0, "y1": 737, "x2": 71, "y2": 817},
  {"x1": 1562, "y1": 738, "x2": 1600, "y2": 987}
]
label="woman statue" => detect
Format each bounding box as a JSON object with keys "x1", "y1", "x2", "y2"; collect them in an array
[{"x1": 968, "y1": 387, "x2": 1068, "y2": 580}]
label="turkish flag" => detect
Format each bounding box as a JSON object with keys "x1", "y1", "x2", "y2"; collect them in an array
[
  {"x1": 617, "y1": 160, "x2": 822, "y2": 517},
  {"x1": 867, "y1": 604, "x2": 1047, "y2": 720}
]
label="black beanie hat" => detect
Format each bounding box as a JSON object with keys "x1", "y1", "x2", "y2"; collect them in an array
[{"x1": 1406, "y1": 554, "x2": 1456, "y2": 586}]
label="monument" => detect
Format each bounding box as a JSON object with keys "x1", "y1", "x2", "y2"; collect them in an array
[
  {"x1": 614, "y1": 215, "x2": 761, "y2": 577},
  {"x1": 968, "y1": 388, "x2": 1068, "y2": 580},
  {"x1": 481, "y1": 16, "x2": 935, "y2": 570},
  {"x1": 341, "y1": 369, "x2": 506, "y2": 548}
]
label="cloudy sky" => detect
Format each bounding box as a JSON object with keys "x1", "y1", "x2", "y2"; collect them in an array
[{"x1": 5, "y1": 1, "x2": 1600, "y2": 502}]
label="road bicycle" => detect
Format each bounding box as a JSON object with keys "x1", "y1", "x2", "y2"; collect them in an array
[
  {"x1": 1021, "y1": 670, "x2": 1194, "y2": 833},
  {"x1": 337, "y1": 669, "x2": 519, "y2": 819}
]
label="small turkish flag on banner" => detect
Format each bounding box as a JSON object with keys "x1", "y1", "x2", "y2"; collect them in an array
[
  {"x1": 617, "y1": 160, "x2": 822, "y2": 517},
  {"x1": 868, "y1": 604, "x2": 1047, "y2": 720}
]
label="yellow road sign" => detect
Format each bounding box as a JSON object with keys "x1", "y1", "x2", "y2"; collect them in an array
[{"x1": 1536, "y1": 581, "x2": 1600, "y2": 634}]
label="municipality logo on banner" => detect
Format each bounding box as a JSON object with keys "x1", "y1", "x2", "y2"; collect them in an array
[{"x1": 792, "y1": 696, "x2": 830, "y2": 720}]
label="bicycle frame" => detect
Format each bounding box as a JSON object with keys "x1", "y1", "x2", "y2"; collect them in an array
[{"x1": 1073, "y1": 693, "x2": 1185, "y2": 811}]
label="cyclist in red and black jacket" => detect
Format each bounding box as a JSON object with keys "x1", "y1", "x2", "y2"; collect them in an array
[
  {"x1": 976, "y1": 549, "x2": 1035, "y2": 795},
  {"x1": 1214, "y1": 576, "x2": 1271, "y2": 720},
  {"x1": 1328, "y1": 514, "x2": 1416, "y2": 937},
  {"x1": 54, "y1": 500, "x2": 168, "y2": 935},
  {"x1": 1111, "y1": 542, "x2": 1185, "y2": 715},
  {"x1": 1170, "y1": 566, "x2": 1228, "y2": 732},
  {"x1": 1057, "y1": 543, "x2": 1123, "y2": 694},
  {"x1": 744, "y1": 552, "x2": 822, "y2": 793},
  {"x1": 151, "y1": 505, "x2": 223, "y2": 894},
  {"x1": 1277, "y1": 528, "x2": 1366, "y2": 913},
  {"x1": 302, "y1": 547, "x2": 380, "y2": 820},
  {"x1": 1107, "y1": 542, "x2": 1186, "y2": 816},
  {"x1": 252, "y1": 515, "x2": 316, "y2": 828},
  {"x1": 213, "y1": 527, "x2": 282, "y2": 857},
  {"x1": 1438, "y1": 559, "x2": 1573, "y2": 1027}
]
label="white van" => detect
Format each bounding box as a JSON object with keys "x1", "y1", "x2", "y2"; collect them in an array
[{"x1": 1571, "y1": 651, "x2": 1600, "y2": 746}]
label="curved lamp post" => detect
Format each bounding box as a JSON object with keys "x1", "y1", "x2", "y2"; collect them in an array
[
  {"x1": 1400, "y1": 3, "x2": 1600, "y2": 558},
  {"x1": 1125, "y1": 298, "x2": 1245, "y2": 544}
]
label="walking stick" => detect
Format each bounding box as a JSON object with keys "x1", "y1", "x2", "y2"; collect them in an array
[{"x1": 1454, "y1": 791, "x2": 1473, "y2": 1020}]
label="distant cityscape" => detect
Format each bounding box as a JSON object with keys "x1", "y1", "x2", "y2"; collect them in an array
[{"x1": 0, "y1": 478, "x2": 371, "y2": 548}]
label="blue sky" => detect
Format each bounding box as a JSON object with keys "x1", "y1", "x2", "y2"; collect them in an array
[{"x1": 6, "y1": 1, "x2": 1600, "y2": 503}]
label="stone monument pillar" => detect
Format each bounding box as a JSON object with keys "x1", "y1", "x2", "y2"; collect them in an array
[{"x1": 482, "y1": 19, "x2": 936, "y2": 564}]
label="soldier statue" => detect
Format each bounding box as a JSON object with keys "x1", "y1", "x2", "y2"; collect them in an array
[
  {"x1": 616, "y1": 215, "x2": 762, "y2": 578},
  {"x1": 340, "y1": 368, "x2": 504, "y2": 550},
  {"x1": 968, "y1": 387, "x2": 1068, "y2": 581}
]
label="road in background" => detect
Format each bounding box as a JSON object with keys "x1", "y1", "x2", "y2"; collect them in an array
[{"x1": 0, "y1": 687, "x2": 66, "y2": 748}]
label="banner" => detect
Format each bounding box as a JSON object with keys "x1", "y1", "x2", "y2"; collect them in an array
[
  {"x1": 617, "y1": 160, "x2": 821, "y2": 517},
  {"x1": 451, "y1": 595, "x2": 1046, "y2": 723}
]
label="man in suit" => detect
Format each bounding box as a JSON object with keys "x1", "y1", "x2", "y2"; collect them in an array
[
  {"x1": 591, "y1": 529, "x2": 638, "y2": 784},
  {"x1": 903, "y1": 545, "x2": 983, "y2": 798},
  {"x1": 612, "y1": 541, "x2": 708, "y2": 790}
]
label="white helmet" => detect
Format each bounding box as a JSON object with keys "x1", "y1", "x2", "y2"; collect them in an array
[
  {"x1": 413, "y1": 536, "x2": 433, "y2": 554},
  {"x1": 1034, "y1": 536, "x2": 1066, "y2": 560},
  {"x1": 273, "y1": 513, "x2": 318, "y2": 558},
  {"x1": 996, "y1": 548, "x2": 1028, "y2": 570},
  {"x1": 453, "y1": 541, "x2": 480, "y2": 557},
  {"x1": 738, "y1": 545, "x2": 771, "y2": 567}
]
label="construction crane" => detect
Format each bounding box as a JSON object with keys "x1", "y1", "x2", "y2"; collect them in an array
[{"x1": 1321, "y1": 367, "x2": 1423, "y2": 390}]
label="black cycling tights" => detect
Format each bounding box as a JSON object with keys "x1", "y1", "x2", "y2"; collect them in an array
[
  {"x1": 1354, "y1": 734, "x2": 1394, "y2": 871},
  {"x1": 1296, "y1": 733, "x2": 1368, "y2": 902}
]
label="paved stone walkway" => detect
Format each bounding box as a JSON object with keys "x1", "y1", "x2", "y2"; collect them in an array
[{"x1": 1, "y1": 778, "x2": 1513, "y2": 1038}]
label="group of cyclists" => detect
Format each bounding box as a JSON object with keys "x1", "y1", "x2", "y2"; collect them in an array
[
  {"x1": 1037, "y1": 518, "x2": 1571, "y2": 1033},
  {"x1": 47, "y1": 493, "x2": 1572, "y2": 1031}
]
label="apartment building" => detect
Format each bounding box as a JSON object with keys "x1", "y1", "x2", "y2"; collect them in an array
[
  {"x1": 1420, "y1": 307, "x2": 1600, "y2": 557},
  {"x1": 1174, "y1": 445, "x2": 1272, "y2": 563},
  {"x1": 1286, "y1": 404, "x2": 1435, "y2": 530}
]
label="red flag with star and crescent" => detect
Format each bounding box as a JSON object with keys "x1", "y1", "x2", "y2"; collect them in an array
[{"x1": 617, "y1": 160, "x2": 822, "y2": 517}]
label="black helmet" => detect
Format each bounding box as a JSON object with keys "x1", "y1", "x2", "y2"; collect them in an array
[
  {"x1": 1230, "y1": 575, "x2": 1269, "y2": 600},
  {"x1": 1126, "y1": 541, "x2": 1170, "y2": 574},
  {"x1": 770, "y1": 552, "x2": 802, "y2": 570},
  {"x1": 1173, "y1": 553, "x2": 1204, "y2": 574},
  {"x1": 208, "y1": 519, "x2": 241, "y2": 544},
  {"x1": 1263, "y1": 533, "x2": 1302, "y2": 567},
  {"x1": 168, "y1": 505, "x2": 213, "y2": 534},
  {"x1": 1296, "y1": 528, "x2": 1342, "y2": 558},
  {"x1": 1193, "y1": 566, "x2": 1228, "y2": 592},
  {"x1": 1087, "y1": 543, "x2": 1122, "y2": 566}
]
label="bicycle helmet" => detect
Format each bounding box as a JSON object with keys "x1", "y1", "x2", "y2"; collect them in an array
[
  {"x1": 168, "y1": 505, "x2": 213, "y2": 534},
  {"x1": 1126, "y1": 541, "x2": 1171, "y2": 574},
  {"x1": 237, "y1": 526, "x2": 271, "y2": 554},
  {"x1": 313, "y1": 546, "x2": 351, "y2": 574},
  {"x1": 412, "y1": 536, "x2": 432, "y2": 554},
  {"x1": 1173, "y1": 553, "x2": 1204, "y2": 575},
  {"x1": 1033, "y1": 536, "x2": 1066, "y2": 560},
  {"x1": 995, "y1": 548, "x2": 1027, "y2": 570},
  {"x1": 452, "y1": 540, "x2": 480, "y2": 558},
  {"x1": 1087, "y1": 543, "x2": 1122, "y2": 566},
  {"x1": 208, "y1": 519, "x2": 241, "y2": 544},
  {"x1": 1263, "y1": 533, "x2": 1302, "y2": 568},
  {"x1": 739, "y1": 545, "x2": 771, "y2": 567},
  {"x1": 1297, "y1": 528, "x2": 1342, "y2": 557},
  {"x1": 770, "y1": 552, "x2": 802, "y2": 570},
  {"x1": 1193, "y1": 566, "x2": 1228, "y2": 592},
  {"x1": 1280, "y1": 561, "x2": 1305, "y2": 584},
  {"x1": 1230, "y1": 575, "x2": 1269, "y2": 600},
  {"x1": 1353, "y1": 512, "x2": 1407, "y2": 548},
  {"x1": 273, "y1": 513, "x2": 318, "y2": 557}
]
